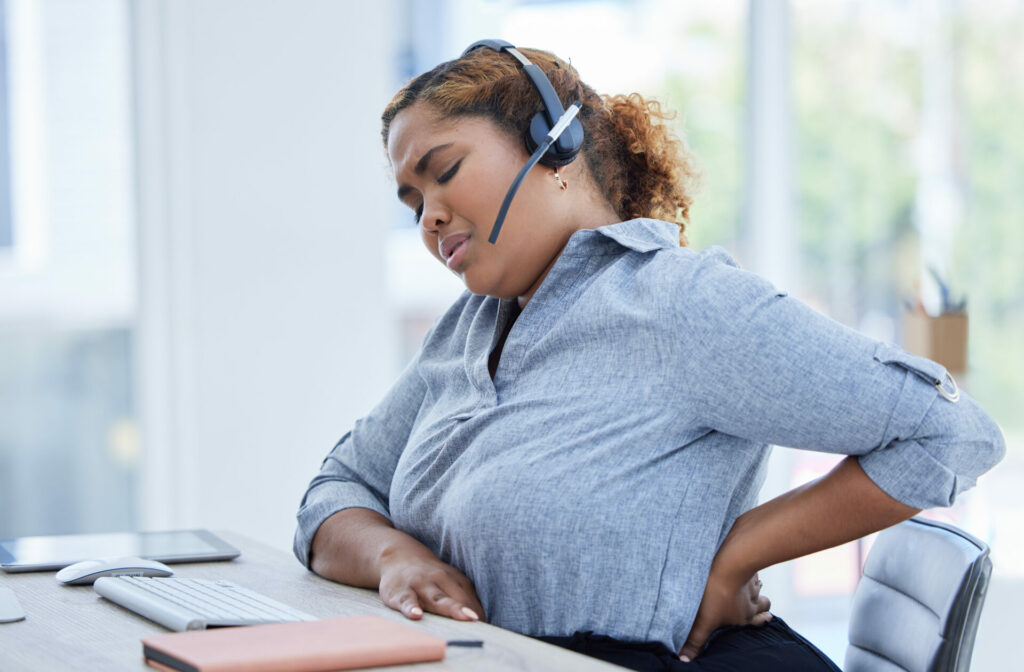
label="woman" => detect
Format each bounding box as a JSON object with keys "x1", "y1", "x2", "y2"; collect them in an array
[{"x1": 294, "y1": 43, "x2": 1004, "y2": 671}]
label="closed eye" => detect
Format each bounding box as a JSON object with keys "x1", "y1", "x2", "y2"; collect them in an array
[
  {"x1": 412, "y1": 159, "x2": 461, "y2": 224},
  {"x1": 438, "y1": 159, "x2": 461, "y2": 184}
]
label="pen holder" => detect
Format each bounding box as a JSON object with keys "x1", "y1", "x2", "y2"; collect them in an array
[{"x1": 902, "y1": 312, "x2": 968, "y2": 376}]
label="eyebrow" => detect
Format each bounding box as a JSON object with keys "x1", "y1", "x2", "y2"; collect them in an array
[{"x1": 396, "y1": 143, "x2": 454, "y2": 200}]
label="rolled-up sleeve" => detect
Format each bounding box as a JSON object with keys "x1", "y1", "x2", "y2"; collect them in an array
[
  {"x1": 681, "y1": 249, "x2": 1005, "y2": 510},
  {"x1": 292, "y1": 352, "x2": 428, "y2": 567},
  {"x1": 857, "y1": 361, "x2": 1005, "y2": 509}
]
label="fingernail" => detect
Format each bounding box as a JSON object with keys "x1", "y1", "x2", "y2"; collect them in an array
[
  {"x1": 766, "y1": 613, "x2": 773, "y2": 622},
  {"x1": 410, "y1": 606, "x2": 423, "y2": 617},
  {"x1": 461, "y1": 607, "x2": 479, "y2": 621},
  {"x1": 680, "y1": 655, "x2": 692, "y2": 663}
]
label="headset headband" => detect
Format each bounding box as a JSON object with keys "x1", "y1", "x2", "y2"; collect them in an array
[{"x1": 461, "y1": 39, "x2": 584, "y2": 167}]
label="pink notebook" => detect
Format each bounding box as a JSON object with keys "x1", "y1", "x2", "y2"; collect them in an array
[{"x1": 141, "y1": 615, "x2": 447, "y2": 672}]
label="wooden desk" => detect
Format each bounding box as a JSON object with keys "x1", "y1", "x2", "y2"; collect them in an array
[{"x1": 0, "y1": 532, "x2": 625, "y2": 671}]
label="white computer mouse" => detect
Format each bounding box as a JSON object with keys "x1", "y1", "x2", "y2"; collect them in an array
[{"x1": 55, "y1": 556, "x2": 174, "y2": 585}]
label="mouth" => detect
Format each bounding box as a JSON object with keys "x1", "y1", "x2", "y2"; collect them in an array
[{"x1": 440, "y1": 233, "x2": 470, "y2": 269}]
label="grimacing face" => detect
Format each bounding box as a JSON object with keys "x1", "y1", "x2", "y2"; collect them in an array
[{"x1": 387, "y1": 103, "x2": 585, "y2": 305}]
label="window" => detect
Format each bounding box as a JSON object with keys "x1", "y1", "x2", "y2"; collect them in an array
[
  {"x1": 0, "y1": 0, "x2": 13, "y2": 250},
  {"x1": 0, "y1": 0, "x2": 137, "y2": 538},
  {"x1": 790, "y1": 3, "x2": 1023, "y2": 664}
]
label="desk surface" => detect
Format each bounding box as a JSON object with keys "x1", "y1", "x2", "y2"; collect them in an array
[{"x1": 0, "y1": 531, "x2": 625, "y2": 671}]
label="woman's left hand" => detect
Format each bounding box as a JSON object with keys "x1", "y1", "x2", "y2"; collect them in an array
[{"x1": 678, "y1": 569, "x2": 772, "y2": 662}]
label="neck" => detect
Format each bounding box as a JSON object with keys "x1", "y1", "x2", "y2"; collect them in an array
[{"x1": 516, "y1": 198, "x2": 622, "y2": 309}]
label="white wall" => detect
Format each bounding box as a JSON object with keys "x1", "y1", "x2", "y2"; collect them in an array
[{"x1": 133, "y1": 0, "x2": 399, "y2": 551}]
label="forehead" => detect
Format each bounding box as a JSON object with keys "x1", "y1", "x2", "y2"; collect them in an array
[
  {"x1": 387, "y1": 104, "x2": 449, "y2": 164},
  {"x1": 386, "y1": 104, "x2": 511, "y2": 171}
]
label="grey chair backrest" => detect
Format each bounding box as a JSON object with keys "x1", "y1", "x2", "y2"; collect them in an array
[{"x1": 845, "y1": 517, "x2": 992, "y2": 672}]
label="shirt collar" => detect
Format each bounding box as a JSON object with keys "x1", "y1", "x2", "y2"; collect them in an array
[{"x1": 561, "y1": 218, "x2": 681, "y2": 256}]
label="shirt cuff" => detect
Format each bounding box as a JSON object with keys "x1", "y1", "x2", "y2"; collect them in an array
[
  {"x1": 872, "y1": 342, "x2": 942, "y2": 447},
  {"x1": 858, "y1": 438, "x2": 959, "y2": 509},
  {"x1": 858, "y1": 341, "x2": 962, "y2": 509},
  {"x1": 293, "y1": 481, "x2": 391, "y2": 568}
]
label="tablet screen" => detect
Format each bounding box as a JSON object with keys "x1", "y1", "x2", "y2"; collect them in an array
[{"x1": 0, "y1": 529, "x2": 240, "y2": 572}]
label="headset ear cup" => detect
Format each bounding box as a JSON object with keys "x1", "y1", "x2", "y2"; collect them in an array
[
  {"x1": 526, "y1": 113, "x2": 548, "y2": 155},
  {"x1": 529, "y1": 113, "x2": 584, "y2": 167}
]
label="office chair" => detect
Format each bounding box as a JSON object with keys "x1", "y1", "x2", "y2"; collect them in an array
[{"x1": 845, "y1": 517, "x2": 992, "y2": 672}]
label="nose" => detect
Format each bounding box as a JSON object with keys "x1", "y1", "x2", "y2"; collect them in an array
[{"x1": 419, "y1": 198, "x2": 451, "y2": 233}]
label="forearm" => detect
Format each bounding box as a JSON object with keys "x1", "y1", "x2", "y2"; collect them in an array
[
  {"x1": 309, "y1": 508, "x2": 435, "y2": 588},
  {"x1": 714, "y1": 456, "x2": 920, "y2": 583}
]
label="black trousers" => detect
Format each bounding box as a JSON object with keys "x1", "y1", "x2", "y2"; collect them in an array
[{"x1": 535, "y1": 616, "x2": 842, "y2": 672}]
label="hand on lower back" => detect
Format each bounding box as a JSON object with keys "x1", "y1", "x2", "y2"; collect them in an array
[{"x1": 679, "y1": 570, "x2": 771, "y2": 662}]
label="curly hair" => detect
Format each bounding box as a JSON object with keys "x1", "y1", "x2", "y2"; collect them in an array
[{"x1": 381, "y1": 47, "x2": 697, "y2": 246}]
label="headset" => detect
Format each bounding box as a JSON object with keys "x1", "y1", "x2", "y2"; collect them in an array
[{"x1": 461, "y1": 39, "x2": 585, "y2": 243}]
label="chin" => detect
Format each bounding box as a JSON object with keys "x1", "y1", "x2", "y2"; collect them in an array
[
  {"x1": 462, "y1": 271, "x2": 510, "y2": 299},
  {"x1": 457, "y1": 267, "x2": 482, "y2": 294},
  {"x1": 462, "y1": 279, "x2": 493, "y2": 297}
]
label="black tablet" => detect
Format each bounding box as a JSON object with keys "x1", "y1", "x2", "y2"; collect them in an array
[{"x1": 0, "y1": 529, "x2": 240, "y2": 572}]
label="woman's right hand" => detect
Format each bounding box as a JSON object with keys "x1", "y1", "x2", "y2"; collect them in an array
[
  {"x1": 310, "y1": 508, "x2": 485, "y2": 623},
  {"x1": 377, "y1": 544, "x2": 486, "y2": 623}
]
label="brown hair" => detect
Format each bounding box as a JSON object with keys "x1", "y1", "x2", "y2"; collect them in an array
[{"x1": 381, "y1": 47, "x2": 696, "y2": 246}]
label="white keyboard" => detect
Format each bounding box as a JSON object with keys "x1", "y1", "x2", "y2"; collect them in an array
[{"x1": 93, "y1": 576, "x2": 317, "y2": 631}]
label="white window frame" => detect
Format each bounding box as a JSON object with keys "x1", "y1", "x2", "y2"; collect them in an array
[{"x1": 0, "y1": 0, "x2": 12, "y2": 252}]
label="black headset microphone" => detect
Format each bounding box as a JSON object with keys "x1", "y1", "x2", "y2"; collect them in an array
[{"x1": 460, "y1": 40, "x2": 585, "y2": 244}]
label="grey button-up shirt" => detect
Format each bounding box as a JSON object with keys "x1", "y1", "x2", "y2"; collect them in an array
[{"x1": 294, "y1": 218, "x2": 1004, "y2": 653}]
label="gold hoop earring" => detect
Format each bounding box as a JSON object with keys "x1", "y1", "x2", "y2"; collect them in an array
[{"x1": 553, "y1": 169, "x2": 568, "y2": 191}]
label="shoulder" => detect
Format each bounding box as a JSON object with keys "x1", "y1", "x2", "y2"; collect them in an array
[
  {"x1": 651, "y1": 243, "x2": 739, "y2": 276},
  {"x1": 627, "y1": 238, "x2": 770, "y2": 302},
  {"x1": 581, "y1": 218, "x2": 747, "y2": 286},
  {"x1": 566, "y1": 218, "x2": 778, "y2": 310},
  {"x1": 619, "y1": 242, "x2": 789, "y2": 339},
  {"x1": 661, "y1": 245, "x2": 781, "y2": 300}
]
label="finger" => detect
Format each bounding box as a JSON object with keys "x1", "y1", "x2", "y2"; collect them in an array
[
  {"x1": 745, "y1": 574, "x2": 763, "y2": 599},
  {"x1": 679, "y1": 620, "x2": 713, "y2": 662},
  {"x1": 390, "y1": 591, "x2": 424, "y2": 620},
  {"x1": 420, "y1": 586, "x2": 479, "y2": 622},
  {"x1": 461, "y1": 594, "x2": 485, "y2": 622},
  {"x1": 756, "y1": 594, "x2": 771, "y2": 614},
  {"x1": 751, "y1": 611, "x2": 773, "y2": 626},
  {"x1": 448, "y1": 576, "x2": 486, "y2": 621},
  {"x1": 449, "y1": 571, "x2": 475, "y2": 594},
  {"x1": 435, "y1": 574, "x2": 485, "y2": 622}
]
